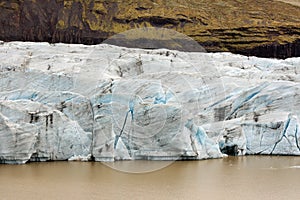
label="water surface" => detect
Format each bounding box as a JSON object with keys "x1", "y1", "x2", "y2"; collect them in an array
[{"x1": 1, "y1": 156, "x2": 300, "y2": 200}]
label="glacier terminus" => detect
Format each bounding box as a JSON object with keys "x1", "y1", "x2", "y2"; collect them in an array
[{"x1": 1, "y1": 41, "x2": 300, "y2": 164}]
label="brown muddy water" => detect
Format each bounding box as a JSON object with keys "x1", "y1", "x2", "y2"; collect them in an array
[{"x1": 1, "y1": 156, "x2": 300, "y2": 200}]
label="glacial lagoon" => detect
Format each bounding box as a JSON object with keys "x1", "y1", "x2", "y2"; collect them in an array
[{"x1": 1, "y1": 156, "x2": 300, "y2": 200}]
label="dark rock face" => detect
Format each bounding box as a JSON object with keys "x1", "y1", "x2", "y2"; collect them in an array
[
  {"x1": 1, "y1": 0, "x2": 300, "y2": 58},
  {"x1": 236, "y1": 39, "x2": 300, "y2": 59},
  {"x1": 0, "y1": 0, "x2": 60, "y2": 42}
]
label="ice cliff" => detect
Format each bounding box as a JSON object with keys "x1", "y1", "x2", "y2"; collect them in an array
[{"x1": 1, "y1": 41, "x2": 300, "y2": 164}]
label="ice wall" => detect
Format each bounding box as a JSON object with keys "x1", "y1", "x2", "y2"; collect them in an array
[{"x1": 1, "y1": 42, "x2": 300, "y2": 163}]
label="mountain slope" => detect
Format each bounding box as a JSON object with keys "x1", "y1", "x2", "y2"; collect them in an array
[{"x1": 1, "y1": 0, "x2": 300, "y2": 58}]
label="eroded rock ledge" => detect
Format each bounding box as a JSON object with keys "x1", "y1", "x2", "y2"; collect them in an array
[
  {"x1": 1, "y1": 0, "x2": 300, "y2": 58},
  {"x1": 1, "y1": 42, "x2": 300, "y2": 164}
]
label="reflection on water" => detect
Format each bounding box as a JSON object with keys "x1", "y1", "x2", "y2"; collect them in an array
[
  {"x1": 103, "y1": 160, "x2": 175, "y2": 173},
  {"x1": 1, "y1": 156, "x2": 300, "y2": 200}
]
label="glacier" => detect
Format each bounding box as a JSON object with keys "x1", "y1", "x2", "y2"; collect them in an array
[{"x1": 1, "y1": 41, "x2": 300, "y2": 164}]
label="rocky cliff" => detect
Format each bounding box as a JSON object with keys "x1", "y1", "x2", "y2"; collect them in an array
[{"x1": 1, "y1": 0, "x2": 300, "y2": 58}]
